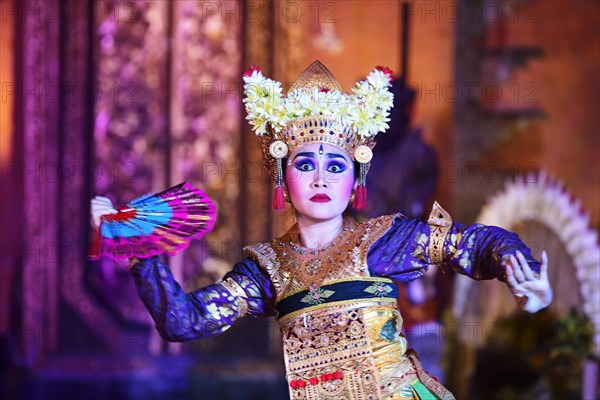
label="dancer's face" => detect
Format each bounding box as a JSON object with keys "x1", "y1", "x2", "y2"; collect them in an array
[{"x1": 285, "y1": 143, "x2": 355, "y2": 222}]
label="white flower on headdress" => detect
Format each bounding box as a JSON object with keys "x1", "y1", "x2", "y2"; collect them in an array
[
  {"x1": 243, "y1": 68, "x2": 287, "y2": 134},
  {"x1": 321, "y1": 90, "x2": 345, "y2": 114},
  {"x1": 369, "y1": 113, "x2": 391, "y2": 134},
  {"x1": 337, "y1": 102, "x2": 353, "y2": 126},
  {"x1": 367, "y1": 69, "x2": 393, "y2": 89},
  {"x1": 377, "y1": 89, "x2": 394, "y2": 111},
  {"x1": 247, "y1": 115, "x2": 268, "y2": 135},
  {"x1": 284, "y1": 95, "x2": 306, "y2": 120},
  {"x1": 243, "y1": 64, "x2": 395, "y2": 138},
  {"x1": 242, "y1": 69, "x2": 263, "y2": 84}
]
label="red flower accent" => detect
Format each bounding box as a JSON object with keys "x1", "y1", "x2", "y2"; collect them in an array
[
  {"x1": 244, "y1": 65, "x2": 261, "y2": 76},
  {"x1": 320, "y1": 374, "x2": 327, "y2": 382},
  {"x1": 319, "y1": 86, "x2": 330, "y2": 93},
  {"x1": 297, "y1": 380, "x2": 306, "y2": 388},
  {"x1": 290, "y1": 380, "x2": 297, "y2": 388},
  {"x1": 375, "y1": 65, "x2": 395, "y2": 81},
  {"x1": 334, "y1": 371, "x2": 343, "y2": 380},
  {"x1": 326, "y1": 373, "x2": 334, "y2": 381},
  {"x1": 309, "y1": 377, "x2": 318, "y2": 385}
]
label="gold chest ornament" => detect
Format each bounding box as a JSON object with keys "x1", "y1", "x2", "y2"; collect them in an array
[{"x1": 245, "y1": 215, "x2": 455, "y2": 399}]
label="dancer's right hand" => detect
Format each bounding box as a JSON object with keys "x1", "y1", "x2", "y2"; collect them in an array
[{"x1": 90, "y1": 196, "x2": 118, "y2": 230}]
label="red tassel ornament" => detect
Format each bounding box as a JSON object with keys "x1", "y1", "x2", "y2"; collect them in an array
[
  {"x1": 359, "y1": 185, "x2": 367, "y2": 207},
  {"x1": 352, "y1": 161, "x2": 368, "y2": 210},
  {"x1": 272, "y1": 186, "x2": 285, "y2": 210},
  {"x1": 269, "y1": 142, "x2": 289, "y2": 211},
  {"x1": 353, "y1": 185, "x2": 367, "y2": 210}
]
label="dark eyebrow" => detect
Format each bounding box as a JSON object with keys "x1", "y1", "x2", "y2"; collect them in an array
[
  {"x1": 292, "y1": 152, "x2": 316, "y2": 160},
  {"x1": 292, "y1": 152, "x2": 349, "y2": 162},
  {"x1": 326, "y1": 153, "x2": 348, "y2": 161}
]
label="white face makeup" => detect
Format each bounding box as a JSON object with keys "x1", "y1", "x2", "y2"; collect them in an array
[{"x1": 285, "y1": 143, "x2": 355, "y2": 222}]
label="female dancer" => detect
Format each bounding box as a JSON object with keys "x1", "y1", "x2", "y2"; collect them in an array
[{"x1": 91, "y1": 61, "x2": 552, "y2": 399}]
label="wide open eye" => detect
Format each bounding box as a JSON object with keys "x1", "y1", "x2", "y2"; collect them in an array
[
  {"x1": 326, "y1": 161, "x2": 347, "y2": 174},
  {"x1": 294, "y1": 159, "x2": 315, "y2": 172}
]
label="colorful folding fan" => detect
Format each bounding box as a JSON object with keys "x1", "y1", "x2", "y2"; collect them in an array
[{"x1": 89, "y1": 182, "x2": 216, "y2": 261}]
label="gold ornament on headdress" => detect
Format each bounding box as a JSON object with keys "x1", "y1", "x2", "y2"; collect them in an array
[{"x1": 242, "y1": 61, "x2": 395, "y2": 209}]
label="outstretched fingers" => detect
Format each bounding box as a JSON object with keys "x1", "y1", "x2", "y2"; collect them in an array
[
  {"x1": 509, "y1": 254, "x2": 526, "y2": 283},
  {"x1": 507, "y1": 249, "x2": 552, "y2": 313},
  {"x1": 505, "y1": 263, "x2": 520, "y2": 289},
  {"x1": 92, "y1": 196, "x2": 114, "y2": 207},
  {"x1": 517, "y1": 251, "x2": 537, "y2": 281},
  {"x1": 540, "y1": 250, "x2": 549, "y2": 281},
  {"x1": 90, "y1": 196, "x2": 118, "y2": 229}
]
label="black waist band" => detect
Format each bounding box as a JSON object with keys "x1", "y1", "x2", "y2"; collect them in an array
[{"x1": 275, "y1": 279, "x2": 398, "y2": 320}]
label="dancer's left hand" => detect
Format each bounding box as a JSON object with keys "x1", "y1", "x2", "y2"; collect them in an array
[{"x1": 505, "y1": 250, "x2": 553, "y2": 313}]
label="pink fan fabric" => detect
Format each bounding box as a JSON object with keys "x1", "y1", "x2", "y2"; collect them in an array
[{"x1": 89, "y1": 182, "x2": 216, "y2": 261}]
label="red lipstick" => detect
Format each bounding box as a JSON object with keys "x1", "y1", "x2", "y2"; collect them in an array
[{"x1": 310, "y1": 194, "x2": 331, "y2": 202}]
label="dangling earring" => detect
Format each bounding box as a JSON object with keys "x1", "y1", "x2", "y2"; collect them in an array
[
  {"x1": 270, "y1": 140, "x2": 288, "y2": 210},
  {"x1": 352, "y1": 145, "x2": 372, "y2": 211},
  {"x1": 272, "y1": 158, "x2": 285, "y2": 210},
  {"x1": 352, "y1": 163, "x2": 367, "y2": 210}
]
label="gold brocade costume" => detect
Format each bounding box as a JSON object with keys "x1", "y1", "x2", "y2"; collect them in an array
[
  {"x1": 123, "y1": 59, "x2": 545, "y2": 400},
  {"x1": 244, "y1": 215, "x2": 455, "y2": 400}
]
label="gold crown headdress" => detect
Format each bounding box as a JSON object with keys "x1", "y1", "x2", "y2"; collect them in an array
[{"x1": 242, "y1": 61, "x2": 394, "y2": 210}]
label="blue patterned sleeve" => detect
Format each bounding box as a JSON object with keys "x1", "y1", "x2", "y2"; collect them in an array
[
  {"x1": 367, "y1": 215, "x2": 540, "y2": 283},
  {"x1": 130, "y1": 256, "x2": 276, "y2": 342},
  {"x1": 441, "y1": 222, "x2": 540, "y2": 281},
  {"x1": 367, "y1": 215, "x2": 432, "y2": 282}
]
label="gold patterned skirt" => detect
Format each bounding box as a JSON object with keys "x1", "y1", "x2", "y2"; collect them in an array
[{"x1": 279, "y1": 301, "x2": 455, "y2": 400}]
